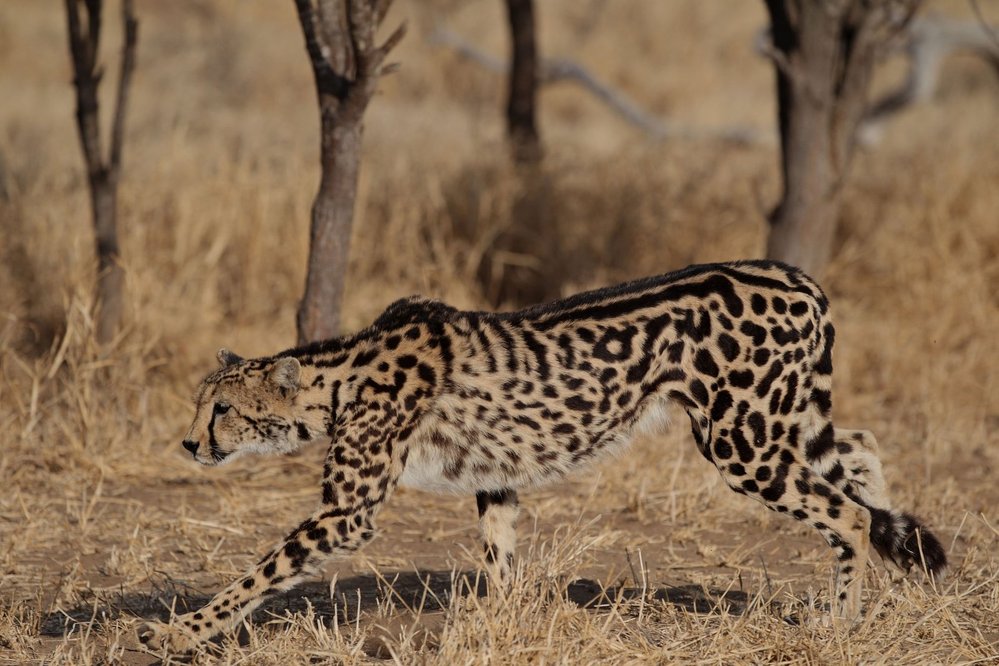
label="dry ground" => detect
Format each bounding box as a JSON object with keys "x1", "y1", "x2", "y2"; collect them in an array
[{"x1": 1, "y1": 0, "x2": 998, "y2": 664}]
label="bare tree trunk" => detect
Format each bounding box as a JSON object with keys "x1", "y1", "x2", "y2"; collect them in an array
[
  {"x1": 468, "y1": 0, "x2": 550, "y2": 308},
  {"x1": 762, "y1": 0, "x2": 919, "y2": 278},
  {"x1": 505, "y1": 0, "x2": 542, "y2": 164},
  {"x1": 64, "y1": 0, "x2": 138, "y2": 344},
  {"x1": 294, "y1": 0, "x2": 405, "y2": 345},
  {"x1": 0, "y1": 149, "x2": 9, "y2": 203},
  {"x1": 91, "y1": 184, "x2": 124, "y2": 343}
]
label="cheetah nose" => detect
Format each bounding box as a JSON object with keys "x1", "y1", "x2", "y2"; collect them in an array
[{"x1": 182, "y1": 440, "x2": 199, "y2": 455}]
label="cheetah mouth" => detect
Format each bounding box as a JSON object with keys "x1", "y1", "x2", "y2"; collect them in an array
[{"x1": 201, "y1": 442, "x2": 230, "y2": 465}]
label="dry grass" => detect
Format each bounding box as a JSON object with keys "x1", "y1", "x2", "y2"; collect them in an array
[{"x1": 1, "y1": 0, "x2": 998, "y2": 664}]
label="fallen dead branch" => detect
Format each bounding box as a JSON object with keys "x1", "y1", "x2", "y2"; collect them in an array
[
  {"x1": 430, "y1": 27, "x2": 770, "y2": 145},
  {"x1": 860, "y1": 15, "x2": 999, "y2": 142}
]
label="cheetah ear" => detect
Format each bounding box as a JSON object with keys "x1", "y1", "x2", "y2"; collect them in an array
[
  {"x1": 217, "y1": 348, "x2": 244, "y2": 367},
  {"x1": 269, "y1": 357, "x2": 301, "y2": 397}
]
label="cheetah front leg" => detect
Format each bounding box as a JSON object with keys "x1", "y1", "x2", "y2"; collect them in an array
[
  {"x1": 476, "y1": 489, "x2": 519, "y2": 585},
  {"x1": 139, "y1": 424, "x2": 401, "y2": 652},
  {"x1": 138, "y1": 502, "x2": 381, "y2": 651}
]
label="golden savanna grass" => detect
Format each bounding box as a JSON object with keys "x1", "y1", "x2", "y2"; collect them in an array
[{"x1": 1, "y1": 0, "x2": 997, "y2": 663}]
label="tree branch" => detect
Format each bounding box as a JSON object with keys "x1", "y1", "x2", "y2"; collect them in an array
[
  {"x1": 109, "y1": 0, "x2": 137, "y2": 175},
  {"x1": 341, "y1": 0, "x2": 404, "y2": 122},
  {"x1": 431, "y1": 27, "x2": 768, "y2": 145},
  {"x1": 65, "y1": 0, "x2": 103, "y2": 178},
  {"x1": 755, "y1": 29, "x2": 804, "y2": 90},
  {"x1": 969, "y1": 0, "x2": 999, "y2": 51},
  {"x1": 84, "y1": 0, "x2": 102, "y2": 69},
  {"x1": 374, "y1": 21, "x2": 407, "y2": 70},
  {"x1": 860, "y1": 14, "x2": 999, "y2": 143},
  {"x1": 346, "y1": 0, "x2": 373, "y2": 78},
  {"x1": 294, "y1": 0, "x2": 349, "y2": 100},
  {"x1": 348, "y1": 0, "x2": 404, "y2": 79},
  {"x1": 294, "y1": 0, "x2": 326, "y2": 74}
]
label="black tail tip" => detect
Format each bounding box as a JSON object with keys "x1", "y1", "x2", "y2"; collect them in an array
[
  {"x1": 870, "y1": 509, "x2": 947, "y2": 577},
  {"x1": 902, "y1": 518, "x2": 948, "y2": 576}
]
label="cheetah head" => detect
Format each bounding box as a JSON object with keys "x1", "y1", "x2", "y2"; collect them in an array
[{"x1": 181, "y1": 348, "x2": 322, "y2": 465}]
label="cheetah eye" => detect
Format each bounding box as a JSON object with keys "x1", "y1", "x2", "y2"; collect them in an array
[{"x1": 214, "y1": 402, "x2": 231, "y2": 415}]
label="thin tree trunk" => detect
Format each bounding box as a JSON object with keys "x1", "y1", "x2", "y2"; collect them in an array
[
  {"x1": 294, "y1": 0, "x2": 405, "y2": 345},
  {"x1": 766, "y1": 1, "x2": 839, "y2": 274},
  {"x1": 505, "y1": 0, "x2": 541, "y2": 164},
  {"x1": 65, "y1": 0, "x2": 137, "y2": 344},
  {"x1": 298, "y1": 121, "x2": 363, "y2": 344},
  {"x1": 766, "y1": 121, "x2": 839, "y2": 274},
  {"x1": 763, "y1": 0, "x2": 920, "y2": 278},
  {"x1": 472, "y1": 0, "x2": 549, "y2": 308},
  {"x1": 91, "y1": 181, "x2": 125, "y2": 343}
]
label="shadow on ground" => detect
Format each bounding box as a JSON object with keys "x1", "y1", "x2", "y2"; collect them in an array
[{"x1": 40, "y1": 571, "x2": 751, "y2": 637}]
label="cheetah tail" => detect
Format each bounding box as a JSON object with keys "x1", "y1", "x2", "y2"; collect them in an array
[{"x1": 869, "y1": 507, "x2": 947, "y2": 579}]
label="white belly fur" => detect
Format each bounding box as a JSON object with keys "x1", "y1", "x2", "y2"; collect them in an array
[
  {"x1": 397, "y1": 443, "x2": 483, "y2": 494},
  {"x1": 398, "y1": 398, "x2": 674, "y2": 495}
]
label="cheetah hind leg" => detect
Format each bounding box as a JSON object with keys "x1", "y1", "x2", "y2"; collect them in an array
[
  {"x1": 818, "y1": 428, "x2": 947, "y2": 581},
  {"x1": 476, "y1": 489, "x2": 519, "y2": 588},
  {"x1": 706, "y1": 434, "x2": 871, "y2": 623},
  {"x1": 772, "y1": 465, "x2": 870, "y2": 624}
]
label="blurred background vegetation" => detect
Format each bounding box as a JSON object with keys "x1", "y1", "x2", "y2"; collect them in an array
[{"x1": 1, "y1": 0, "x2": 993, "y2": 360}]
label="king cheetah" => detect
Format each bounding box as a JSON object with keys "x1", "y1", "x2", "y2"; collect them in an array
[{"x1": 138, "y1": 260, "x2": 945, "y2": 651}]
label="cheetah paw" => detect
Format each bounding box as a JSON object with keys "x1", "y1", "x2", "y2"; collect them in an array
[{"x1": 136, "y1": 620, "x2": 200, "y2": 652}]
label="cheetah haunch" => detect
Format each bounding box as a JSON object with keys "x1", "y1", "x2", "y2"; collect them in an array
[{"x1": 138, "y1": 260, "x2": 945, "y2": 651}]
